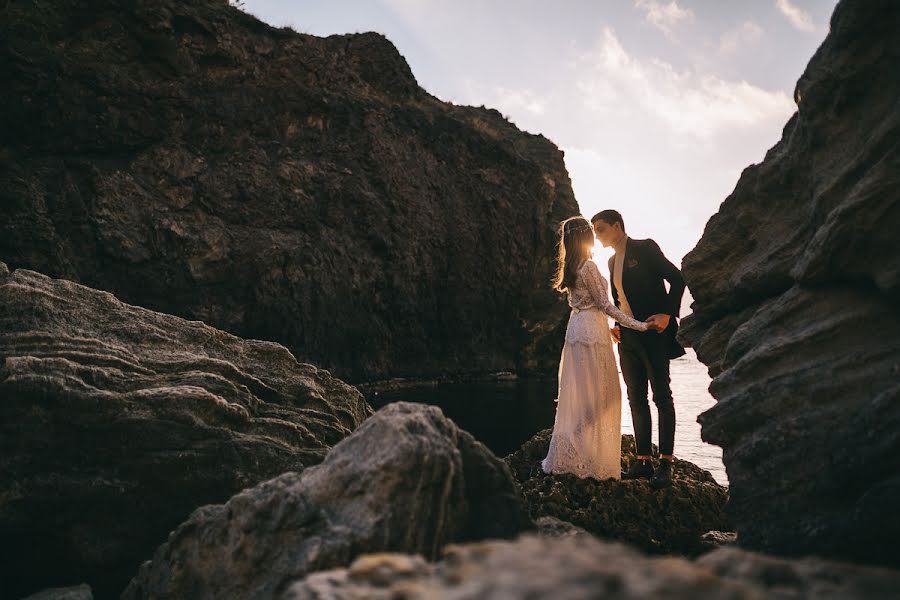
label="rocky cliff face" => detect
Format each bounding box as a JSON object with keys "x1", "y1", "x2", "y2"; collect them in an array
[
  {"x1": 0, "y1": 0, "x2": 577, "y2": 383},
  {"x1": 679, "y1": 0, "x2": 900, "y2": 567},
  {"x1": 0, "y1": 262, "x2": 371, "y2": 598}
]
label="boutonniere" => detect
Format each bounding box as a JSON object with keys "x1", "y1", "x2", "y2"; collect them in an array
[{"x1": 626, "y1": 258, "x2": 639, "y2": 269}]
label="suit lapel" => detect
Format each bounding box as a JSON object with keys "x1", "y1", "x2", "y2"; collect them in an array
[
  {"x1": 621, "y1": 237, "x2": 633, "y2": 297},
  {"x1": 607, "y1": 254, "x2": 617, "y2": 304}
]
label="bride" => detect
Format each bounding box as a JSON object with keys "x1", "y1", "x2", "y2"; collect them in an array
[{"x1": 542, "y1": 216, "x2": 652, "y2": 480}]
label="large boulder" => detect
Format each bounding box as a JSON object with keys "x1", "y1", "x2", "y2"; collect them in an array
[
  {"x1": 505, "y1": 430, "x2": 731, "y2": 555},
  {"x1": 0, "y1": 0, "x2": 577, "y2": 383},
  {"x1": 679, "y1": 0, "x2": 900, "y2": 567},
  {"x1": 282, "y1": 534, "x2": 900, "y2": 599},
  {"x1": 0, "y1": 262, "x2": 371, "y2": 598},
  {"x1": 122, "y1": 402, "x2": 532, "y2": 600}
]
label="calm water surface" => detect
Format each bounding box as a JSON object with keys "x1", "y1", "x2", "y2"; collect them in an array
[{"x1": 368, "y1": 349, "x2": 727, "y2": 485}]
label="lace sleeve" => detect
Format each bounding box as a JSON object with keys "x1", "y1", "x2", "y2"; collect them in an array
[{"x1": 581, "y1": 261, "x2": 648, "y2": 331}]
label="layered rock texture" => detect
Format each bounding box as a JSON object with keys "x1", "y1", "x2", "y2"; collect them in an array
[
  {"x1": 122, "y1": 402, "x2": 532, "y2": 600},
  {"x1": 679, "y1": 0, "x2": 900, "y2": 567},
  {"x1": 283, "y1": 535, "x2": 900, "y2": 599},
  {"x1": 0, "y1": 0, "x2": 577, "y2": 383},
  {"x1": 506, "y1": 430, "x2": 731, "y2": 555},
  {"x1": 0, "y1": 262, "x2": 371, "y2": 598}
]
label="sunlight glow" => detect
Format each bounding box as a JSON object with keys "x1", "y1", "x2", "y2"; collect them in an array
[{"x1": 592, "y1": 240, "x2": 613, "y2": 264}]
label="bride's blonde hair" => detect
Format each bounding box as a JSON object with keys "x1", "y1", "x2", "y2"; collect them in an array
[{"x1": 553, "y1": 216, "x2": 594, "y2": 293}]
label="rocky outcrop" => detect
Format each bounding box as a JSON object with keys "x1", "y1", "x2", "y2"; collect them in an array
[
  {"x1": 0, "y1": 262, "x2": 371, "y2": 598},
  {"x1": 122, "y1": 402, "x2": 531, "y2": 600},
  {"x1": 282, "y1": 535, "x2": 900, "y2": 599},
  {"x1": 679, "y1": 0, "x2": 900, "y2": 567},
  {"x1": 0, "y1": 0, "x2": 577, "y2": 383},
  {"x1": 534, "y1": 515, "x2": 592, "y2": 538},
  {"x1": 505, "y1": 430, "x2": 731, "y2": 555},
  {"x1": 22, "y1": 585, "x2": 94, "y2": 600}
]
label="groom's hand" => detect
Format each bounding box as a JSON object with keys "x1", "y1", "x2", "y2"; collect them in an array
[
  {"x1": 647, "y1": 314, "x2": 671, "y2": 332},
  {"x1": 611, "y1": 325, "x2": 621, "y2": 343}
]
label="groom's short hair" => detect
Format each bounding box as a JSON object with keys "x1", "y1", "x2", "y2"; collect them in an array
[{"x1": 591, "y1": 209, "x2": 625, "y2": 232}]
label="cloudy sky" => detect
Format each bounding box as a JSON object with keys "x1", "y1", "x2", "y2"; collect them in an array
[{"x1": 241, "y1": 0, "x2": 837, "y2": 266}]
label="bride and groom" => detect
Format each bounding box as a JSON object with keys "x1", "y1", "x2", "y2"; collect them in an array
[{"x1": 541, "y1": 210, "x2": 685, "y2": 489}]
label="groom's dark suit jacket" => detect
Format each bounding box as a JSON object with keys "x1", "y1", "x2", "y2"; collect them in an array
[{"x1": 608, "y1": 237, "x2": 686, "y2": 360}]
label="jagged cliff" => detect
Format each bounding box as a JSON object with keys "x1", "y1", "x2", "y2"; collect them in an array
[
  {"x1": 680, "y1": 0, "x2": 900, "y2": 567},
  {"x1": 0, "y1": 0, "x2": 577, "y2": 383}
]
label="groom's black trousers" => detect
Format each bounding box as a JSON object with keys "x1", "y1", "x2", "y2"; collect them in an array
[{"x1": 618, "y1": 328, "x2": 675, "y2": 456}]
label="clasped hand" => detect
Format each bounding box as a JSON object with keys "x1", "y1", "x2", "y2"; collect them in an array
[
  {"x1": 611, "y1": 314, "x2": 670, "y2": 343},
  {"x1": 645, "y1": 313, "x2": 670, "y2": 332}
]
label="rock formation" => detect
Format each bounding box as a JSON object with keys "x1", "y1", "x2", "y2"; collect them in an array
[
  {"x1": 0, "y1": 262, "x2": 371, "y2": 598},
  {"x1": 0, "y1": 0, "x2": 577, "y2": 383},
  {"x1": 22, "y1": 585, "x2": 94, "y2": 600},
  {"x1": 282, "y1": 535, "x2": 900, "y2": 599},
  {"x1": 505, "y1": 430, "x2": 731, "y2": 555},
  {"x1": 679, "y1": 0, "x2": 900, "y2": 567},
  {"x1": 122, "y1": 402, "x2": 532, "y2": 600}
]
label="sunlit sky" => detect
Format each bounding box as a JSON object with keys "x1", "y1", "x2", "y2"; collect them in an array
[{"x1": 241, "y1": 0, "x2": 836, "y2": 271}]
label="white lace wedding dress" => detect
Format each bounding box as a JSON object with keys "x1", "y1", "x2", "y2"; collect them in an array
[{"x1": 542, "y1": 259, "x2": 648, "y2": 480}]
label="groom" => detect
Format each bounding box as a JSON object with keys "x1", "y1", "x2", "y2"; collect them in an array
[{"x1": 592, "y1": 210, "x2": 686, "y2": 489}]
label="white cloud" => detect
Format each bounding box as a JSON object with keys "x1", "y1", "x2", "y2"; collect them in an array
[
  {"x1": 490, "y1": 86, "x2": 548, "y2": 116},
  {"x1": 719, "y1": 20, "x2": 765, "y2": 53},
  {"x1": 574, "y1": 28, "x2": 794, "y2": 139},
  {"x1": 461, "y1": 80, "x2": 551, "y2": 129},
  {"x1": 775, "y1": 0, "x2": 817, "y2": 32},
  {"x1": 634, "y1": 0, "x2": 694, "y2": 34}
]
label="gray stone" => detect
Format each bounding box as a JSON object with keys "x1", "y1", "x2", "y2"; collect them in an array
[
  {"x1": 700, "y1": 530, "x2": 738, "y2": 549},
  {"x1": 281, "y1": 534, "x2": 900, "y2": 599},
  {"x1": 534, "y1": 516, "x2": 592, "y2": 539},
  {"x1": 122, "y1": 402, "x2": 531, "y2": 600},
  {"x1": 21, "y1": 584, "x2": 93, "y2": 600}
]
